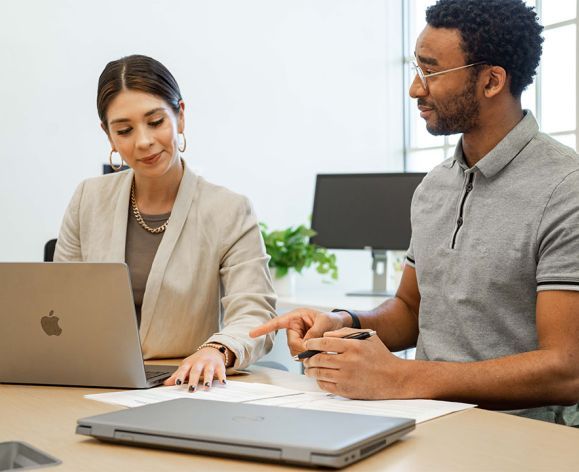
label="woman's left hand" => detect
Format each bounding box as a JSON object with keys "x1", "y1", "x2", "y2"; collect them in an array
[{"x1": 164, "y1": 347, "x2": 228, "y2": 391}]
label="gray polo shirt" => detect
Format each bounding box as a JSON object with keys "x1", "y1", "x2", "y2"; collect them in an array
[{"x1": 406, "y1": 111, "x2": 579, "y2": 425}]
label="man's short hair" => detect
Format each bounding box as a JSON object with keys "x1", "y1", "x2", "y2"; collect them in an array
[{"x1": 426, "y1": 0, "x2": 543, "y2": 98}]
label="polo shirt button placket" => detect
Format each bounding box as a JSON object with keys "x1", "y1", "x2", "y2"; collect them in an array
[{"x1": 451, "y1": 173, "x2": 475, "y2": 249}]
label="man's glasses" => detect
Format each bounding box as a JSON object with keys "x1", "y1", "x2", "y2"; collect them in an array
[{"x1": 411, "y1": 59, "x2": 487, "y2": 91}]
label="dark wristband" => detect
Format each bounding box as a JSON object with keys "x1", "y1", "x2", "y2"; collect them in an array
[{"x1": 331, "y1": 308, "x2": 361, "y2": 329}]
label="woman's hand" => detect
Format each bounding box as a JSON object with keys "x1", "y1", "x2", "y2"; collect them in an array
[
  {"x1": 164, "y1": 346, "x2": 232, "y2": 391},
  {"x1": 250, "y1": 308, "x2": 350, "y2": 356}
]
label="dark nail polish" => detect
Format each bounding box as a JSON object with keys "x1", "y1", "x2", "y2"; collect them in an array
[
  {"x1": 221, "y1": 380, "x2": 227, "y2": 385},
  {"x1": 188, "y1": 385, "x2": 195, "y2": 392},
  {"x1": 176, "y1": 379, "x2": 182, "y2": 385},
  {"x1": 204, "y1": 382, "x2": 210, "y2": 387}
]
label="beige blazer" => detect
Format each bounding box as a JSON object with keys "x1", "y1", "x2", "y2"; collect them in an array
[{"x1": 54, "y1": 165, "x2": 276, "y2": 367}]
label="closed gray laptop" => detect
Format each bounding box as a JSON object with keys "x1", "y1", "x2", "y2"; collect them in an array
[
  {"x1": 0, "y1": 262, "x2": 176, "y2": 388},
  {"x1": 76, "y1": 398, "x2": 415, "y2": 468}
]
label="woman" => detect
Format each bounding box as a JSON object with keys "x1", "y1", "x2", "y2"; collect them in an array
[{"x1": 54, "y1": 54, "x2": 276, "y2": 390}]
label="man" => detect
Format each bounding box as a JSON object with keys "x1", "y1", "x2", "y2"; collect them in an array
[{"x1": 251, "y1": 0, "x2": 579, "y2": 425}]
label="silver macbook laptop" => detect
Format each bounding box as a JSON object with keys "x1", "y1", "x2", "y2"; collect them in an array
[
  {"x1": 0, "y1": 262, "x2": 176, "y2": 388},
  {"x1": 76, "y1": 398, "x2": 415, "y2": 468}
]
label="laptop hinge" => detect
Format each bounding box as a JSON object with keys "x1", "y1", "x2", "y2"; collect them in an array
[{"x1": 112, "y1": 430, "x2": 283, "y2": 460}]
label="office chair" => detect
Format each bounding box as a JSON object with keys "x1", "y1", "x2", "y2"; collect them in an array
[{"x1": 44, "y1": 239, "x2": 57, "y2": 262}]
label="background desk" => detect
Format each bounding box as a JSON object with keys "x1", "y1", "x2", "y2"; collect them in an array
[
  {"x1": 278, "y1": 286, "x2": 386, "y2": 313},
  {"x1": 2, "y1": 365, "x2": 578, "y2": 471}
]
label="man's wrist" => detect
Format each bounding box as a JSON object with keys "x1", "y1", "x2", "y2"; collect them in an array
[{"x1": 331, "y1": 308, "x2": 361, "y2": 329}]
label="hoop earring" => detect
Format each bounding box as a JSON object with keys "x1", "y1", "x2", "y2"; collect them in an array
[
  {"x1": 178, "y1": 133, "x2": 187, "y2": 153},
  {"x1": 109, "y1": 149, "x2": 124, "y2": 172}
]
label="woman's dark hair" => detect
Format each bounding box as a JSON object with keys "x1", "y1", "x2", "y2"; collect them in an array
[
  {"x1": 97, "y1": 54, "x2": 182, "y2": 128},
  {"x1": 426, "y1": 0, "x2": 543, "y2": 98}
]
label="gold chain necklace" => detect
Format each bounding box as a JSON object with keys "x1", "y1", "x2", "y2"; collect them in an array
[
  {"x1": 130, "y1": 180, "x2": 170, "y2": 234},
  {"x1": 130, "y1": 159, "x2": 184, "y2": 234}
]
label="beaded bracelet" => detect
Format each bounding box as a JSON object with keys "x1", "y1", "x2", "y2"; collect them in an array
[{"x1": 197, "y1": 342, "x2": 230, "y2": 367}]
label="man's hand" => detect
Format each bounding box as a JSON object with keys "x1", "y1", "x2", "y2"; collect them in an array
[
  {"x1": 303, "y1": 328, "x2": 407, "y2": 400},
  {"x1": 249, "y1": 308, "x2": 350, "y2": 356}
]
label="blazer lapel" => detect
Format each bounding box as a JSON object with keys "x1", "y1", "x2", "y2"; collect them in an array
[
  {"x1": 108, "y1": 170, "x2": 133, "y2": 262},
  {"x1": 139, "y1": 165, "x2": 198, "y2": 342}
]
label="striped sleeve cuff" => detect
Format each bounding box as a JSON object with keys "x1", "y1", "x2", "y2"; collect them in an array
[
  {"x1": 405, "y1": 256, "x2": 416, "y2": 268},
  {"x1": 537, "y1": 280, "x2": 579, "y2": 292}
]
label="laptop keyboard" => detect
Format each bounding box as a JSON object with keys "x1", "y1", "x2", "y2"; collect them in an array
[{"x1": 145, "y1": 370, "x2": 172, "y2": 380}]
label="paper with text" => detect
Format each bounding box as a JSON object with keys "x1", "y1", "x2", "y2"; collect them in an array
[{"x1": 85, "y1": 380, "x2": 475, "y2": 423}]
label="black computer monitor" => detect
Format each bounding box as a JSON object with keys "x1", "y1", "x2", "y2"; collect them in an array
[
  {"x1": 310, "y1": 173, "x2": 426, "y2": 295},
  {"x1": 103, "y1": 164, "x2": 130, "y2": 174}
]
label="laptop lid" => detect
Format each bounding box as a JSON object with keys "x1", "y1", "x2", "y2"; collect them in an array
[
  {"x1": 0, "y1": 262, "x2": 174, "y2": 388},
  {"x1": 76, "y1": 398, "x2": 415, "y2": 468}
]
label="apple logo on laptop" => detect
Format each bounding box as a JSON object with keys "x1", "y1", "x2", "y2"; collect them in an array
[
  {"x1": 232, "y1": 415, "x2": 265, "y2": 423},
  {"x1": 41, "y1": 310, "x2": 62, "y2": 336}
]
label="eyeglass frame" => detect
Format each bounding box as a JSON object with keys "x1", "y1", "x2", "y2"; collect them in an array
[{"x1": 411, "y1": 58, "x2": 488, "y2": 91}]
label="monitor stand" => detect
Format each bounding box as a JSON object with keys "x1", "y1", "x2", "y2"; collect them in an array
[{"x1": 347, "y1": 249, "x2": 393, "y2": 297}]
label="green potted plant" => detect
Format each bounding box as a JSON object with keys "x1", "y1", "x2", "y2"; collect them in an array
[{"x1": 260, "y1": 223, "x2": 338, "y2": 296}]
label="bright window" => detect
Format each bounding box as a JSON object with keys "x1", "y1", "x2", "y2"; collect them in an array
[{"x1": 404, "y1": 0, "x2": 578, "y2": 171}]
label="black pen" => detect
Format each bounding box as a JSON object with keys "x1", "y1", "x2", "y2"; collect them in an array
[{"x1": 292, "y1": 330, "x2": 377, "y2": 361}]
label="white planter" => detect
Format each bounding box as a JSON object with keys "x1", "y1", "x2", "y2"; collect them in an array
[{"x1": 272, "y1": 270, "x2": 296, "y2": 297}]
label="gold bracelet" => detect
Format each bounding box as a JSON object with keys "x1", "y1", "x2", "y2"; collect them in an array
[{"x1": 197, "y1": 342, "x2": 230, "y2": 367}]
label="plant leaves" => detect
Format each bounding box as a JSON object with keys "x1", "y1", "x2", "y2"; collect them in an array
[{"x1": 260, "y1": 222, "x2": 338, "y2": 280}]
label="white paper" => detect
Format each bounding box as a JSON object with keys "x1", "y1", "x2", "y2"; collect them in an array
[
  {"x1": 85, "y1": 380, "x2": 475, "y2": 423},
  {"x1": 250, "y1": 392, "x2": 474, "y2": 424},
  {"x1": 84, "y1": 381, "x2": 301, "y2": 408}
]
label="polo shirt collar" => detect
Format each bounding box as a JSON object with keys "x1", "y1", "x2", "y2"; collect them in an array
[{"x1": 447, "y1": 110, "x2": 539, "y2": 178}]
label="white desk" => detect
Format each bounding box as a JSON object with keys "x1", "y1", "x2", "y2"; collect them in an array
[{"x1": 278, "y1": 286, "x2": 386, "y2": 313}]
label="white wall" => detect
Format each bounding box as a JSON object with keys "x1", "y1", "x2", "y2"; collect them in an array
[{"x1": 0, "y1": 0, "x2": 404, "y2": 292}]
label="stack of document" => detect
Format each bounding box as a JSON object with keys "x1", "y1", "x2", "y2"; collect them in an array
[{"x1": 85, "y1": 381, "x2": 475, "y2": 424}]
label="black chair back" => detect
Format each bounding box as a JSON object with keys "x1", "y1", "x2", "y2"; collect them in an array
[{"x1": 44, "y1": 239, "x2": 57, "y2": 262}]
